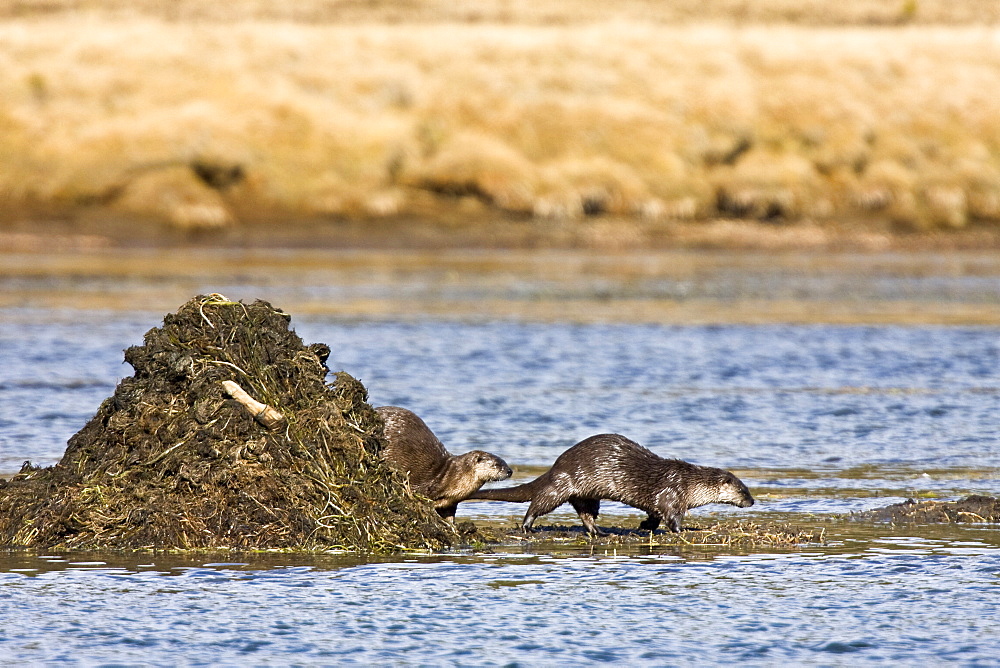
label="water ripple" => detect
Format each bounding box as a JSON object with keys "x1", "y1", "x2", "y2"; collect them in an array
[
  {"x1": 11, "y1": 550, "x2": 989, "y2": 664},
  {"x1": 3, "y1": 313, "x2": 1000, "y2": 663}
]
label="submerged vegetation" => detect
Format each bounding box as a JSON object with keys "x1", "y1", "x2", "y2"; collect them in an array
[
  {"x1": 0, "y1": 295, "x2": 456, "y2": 552},
  {"x1": 0, "y1": 1, "x2": 999, "y2": 237}
]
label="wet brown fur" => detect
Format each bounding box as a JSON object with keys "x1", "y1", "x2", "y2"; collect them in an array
[
  {"x1": 376, "y1": 406, "x2": 512, "y2": 522},
  {"x1": 469, "y1": 433, "x2": 754, "y2": 534}
]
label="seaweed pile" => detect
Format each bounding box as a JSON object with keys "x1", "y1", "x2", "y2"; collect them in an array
[
  {"x1": 0, "y1": 295, "x2": 456, "y2": 552},
  {"x1": 859, "y1": 495, "x2": 1000, "y2": 525}
]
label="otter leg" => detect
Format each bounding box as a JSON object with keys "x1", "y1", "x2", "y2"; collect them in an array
[
  {"x1": 658, "y1": 498, "x2": 685, "y2": 533},
  {"x1": 570, "y1": 498, "x2": 605, "y2": 536},
  {"x1": 638, "y1": 514, "x2": 661, "y2": 532},
  {"x1": 664, "y1": 512, "x2": 683, "y2": 533},
  {"x1": 436, "y1": 504, "x2": 458, "y2": 523},
  {"x1": 522, "y1": 492, "x2": 566, "y2": 533}
]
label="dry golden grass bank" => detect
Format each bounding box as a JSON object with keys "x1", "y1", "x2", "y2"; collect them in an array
[
  {"x1": 1, "y1": 2, "x2": 999, "y2": 235},
  {"x1": 4, "y1": 0, "x2": 999, "y2": 25}
]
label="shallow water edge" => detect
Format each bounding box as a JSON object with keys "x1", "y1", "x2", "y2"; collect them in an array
[{"x1": 3, "y1": 247, "x2": 1000, "y2": 324}]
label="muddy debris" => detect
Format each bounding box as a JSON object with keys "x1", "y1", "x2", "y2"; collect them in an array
[
  {"x1": 0, "y1": 294, "x2": 458, "y2": 552},
  {"x1": 858, "y1": 495, "x2": 1000, "y2": 525},
  {"x1": 475, "y1": 520, "x2": 824, "y2": 549}
]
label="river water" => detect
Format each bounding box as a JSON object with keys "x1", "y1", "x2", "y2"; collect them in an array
[{"x1": 1, "y1": 248, "x2": 999, "y2": 665}]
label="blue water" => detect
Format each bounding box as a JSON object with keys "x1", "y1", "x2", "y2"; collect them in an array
[
  {"x1": 2, "y1": 546, "x2": 999, "y2": 665},
  {"x1": 2, "y1": 308, "x2": 1000, "y2": 664}
]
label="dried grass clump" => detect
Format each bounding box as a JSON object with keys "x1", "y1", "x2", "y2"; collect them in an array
[
  {"x1": 854, "y1": 158, "x2": 917, "y2": 218},
  {"x1": 0, "y1": 295, "x2": 456, "y2": 552},
  {"x1": 113, "y1": 165, "x2": 235, "y2": 230},
  {"x1": 405, "y1": 132, "x2": 538, "y2": 214},
  {"x1": 854, "y1": 156, "x2": 1000, "y2": 230},
  {"x1": 714, "y1": 151, "x2": 822, "y2": 220},
  {"x1": 536, "y1": 157, "x2": 656, "y2": 219}
]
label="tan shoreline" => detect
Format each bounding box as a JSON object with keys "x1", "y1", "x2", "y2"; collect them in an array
[
  {"x1": 4, "y1": 212, "x2": 1000, "y2": 253},
  {"x1": 3, "y1": 240, "x2": 999, "y2": 325}
]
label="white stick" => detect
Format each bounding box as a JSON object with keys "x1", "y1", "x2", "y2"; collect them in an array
[{"x1": 222, "y1": 380, "x2": 286, "y2": 430}]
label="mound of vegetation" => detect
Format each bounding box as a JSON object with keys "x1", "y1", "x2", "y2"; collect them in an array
[
  {"x1": 860, "y1": 495, "x2": 1000, "y2": 524},
  {"x1": 0, "y1": 295, "x2": 456, "y2": 552}
]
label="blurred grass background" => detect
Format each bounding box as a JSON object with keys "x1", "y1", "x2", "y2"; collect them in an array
[{"x1": 1, "y1": 0, "x2": 999, "y2": 240}]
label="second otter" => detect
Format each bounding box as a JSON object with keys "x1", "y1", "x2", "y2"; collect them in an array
[
  {"x1": 376, "y1": 406, "x2": 511, "y2": 522},
  {"x1": 468, "y1": 433, "x2": 754, "y2": 534}
]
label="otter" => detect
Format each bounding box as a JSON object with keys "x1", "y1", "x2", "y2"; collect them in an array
[
  {"x1": 375, "y1": 406, "x2": 512, "y2": 522},
  {"x1": 467, "y1": 433, "x2": 754, "y2": 535}
]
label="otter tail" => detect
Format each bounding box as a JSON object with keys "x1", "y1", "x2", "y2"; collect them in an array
[{"x1": 468, "y1": 477, "x2": 544, "y2": 503}]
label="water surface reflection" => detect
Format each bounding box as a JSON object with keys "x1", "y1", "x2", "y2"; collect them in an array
[{"x1": 2, "y1": 538, "x2": 999, "y2": 664}]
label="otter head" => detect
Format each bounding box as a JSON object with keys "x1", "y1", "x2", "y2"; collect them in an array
[
  {"x1": 462, "y1": 450, "x2": 513, "y2": 484},
  {"x1": 716, "y1": 471, "x2": 755, "y2": 508}
]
